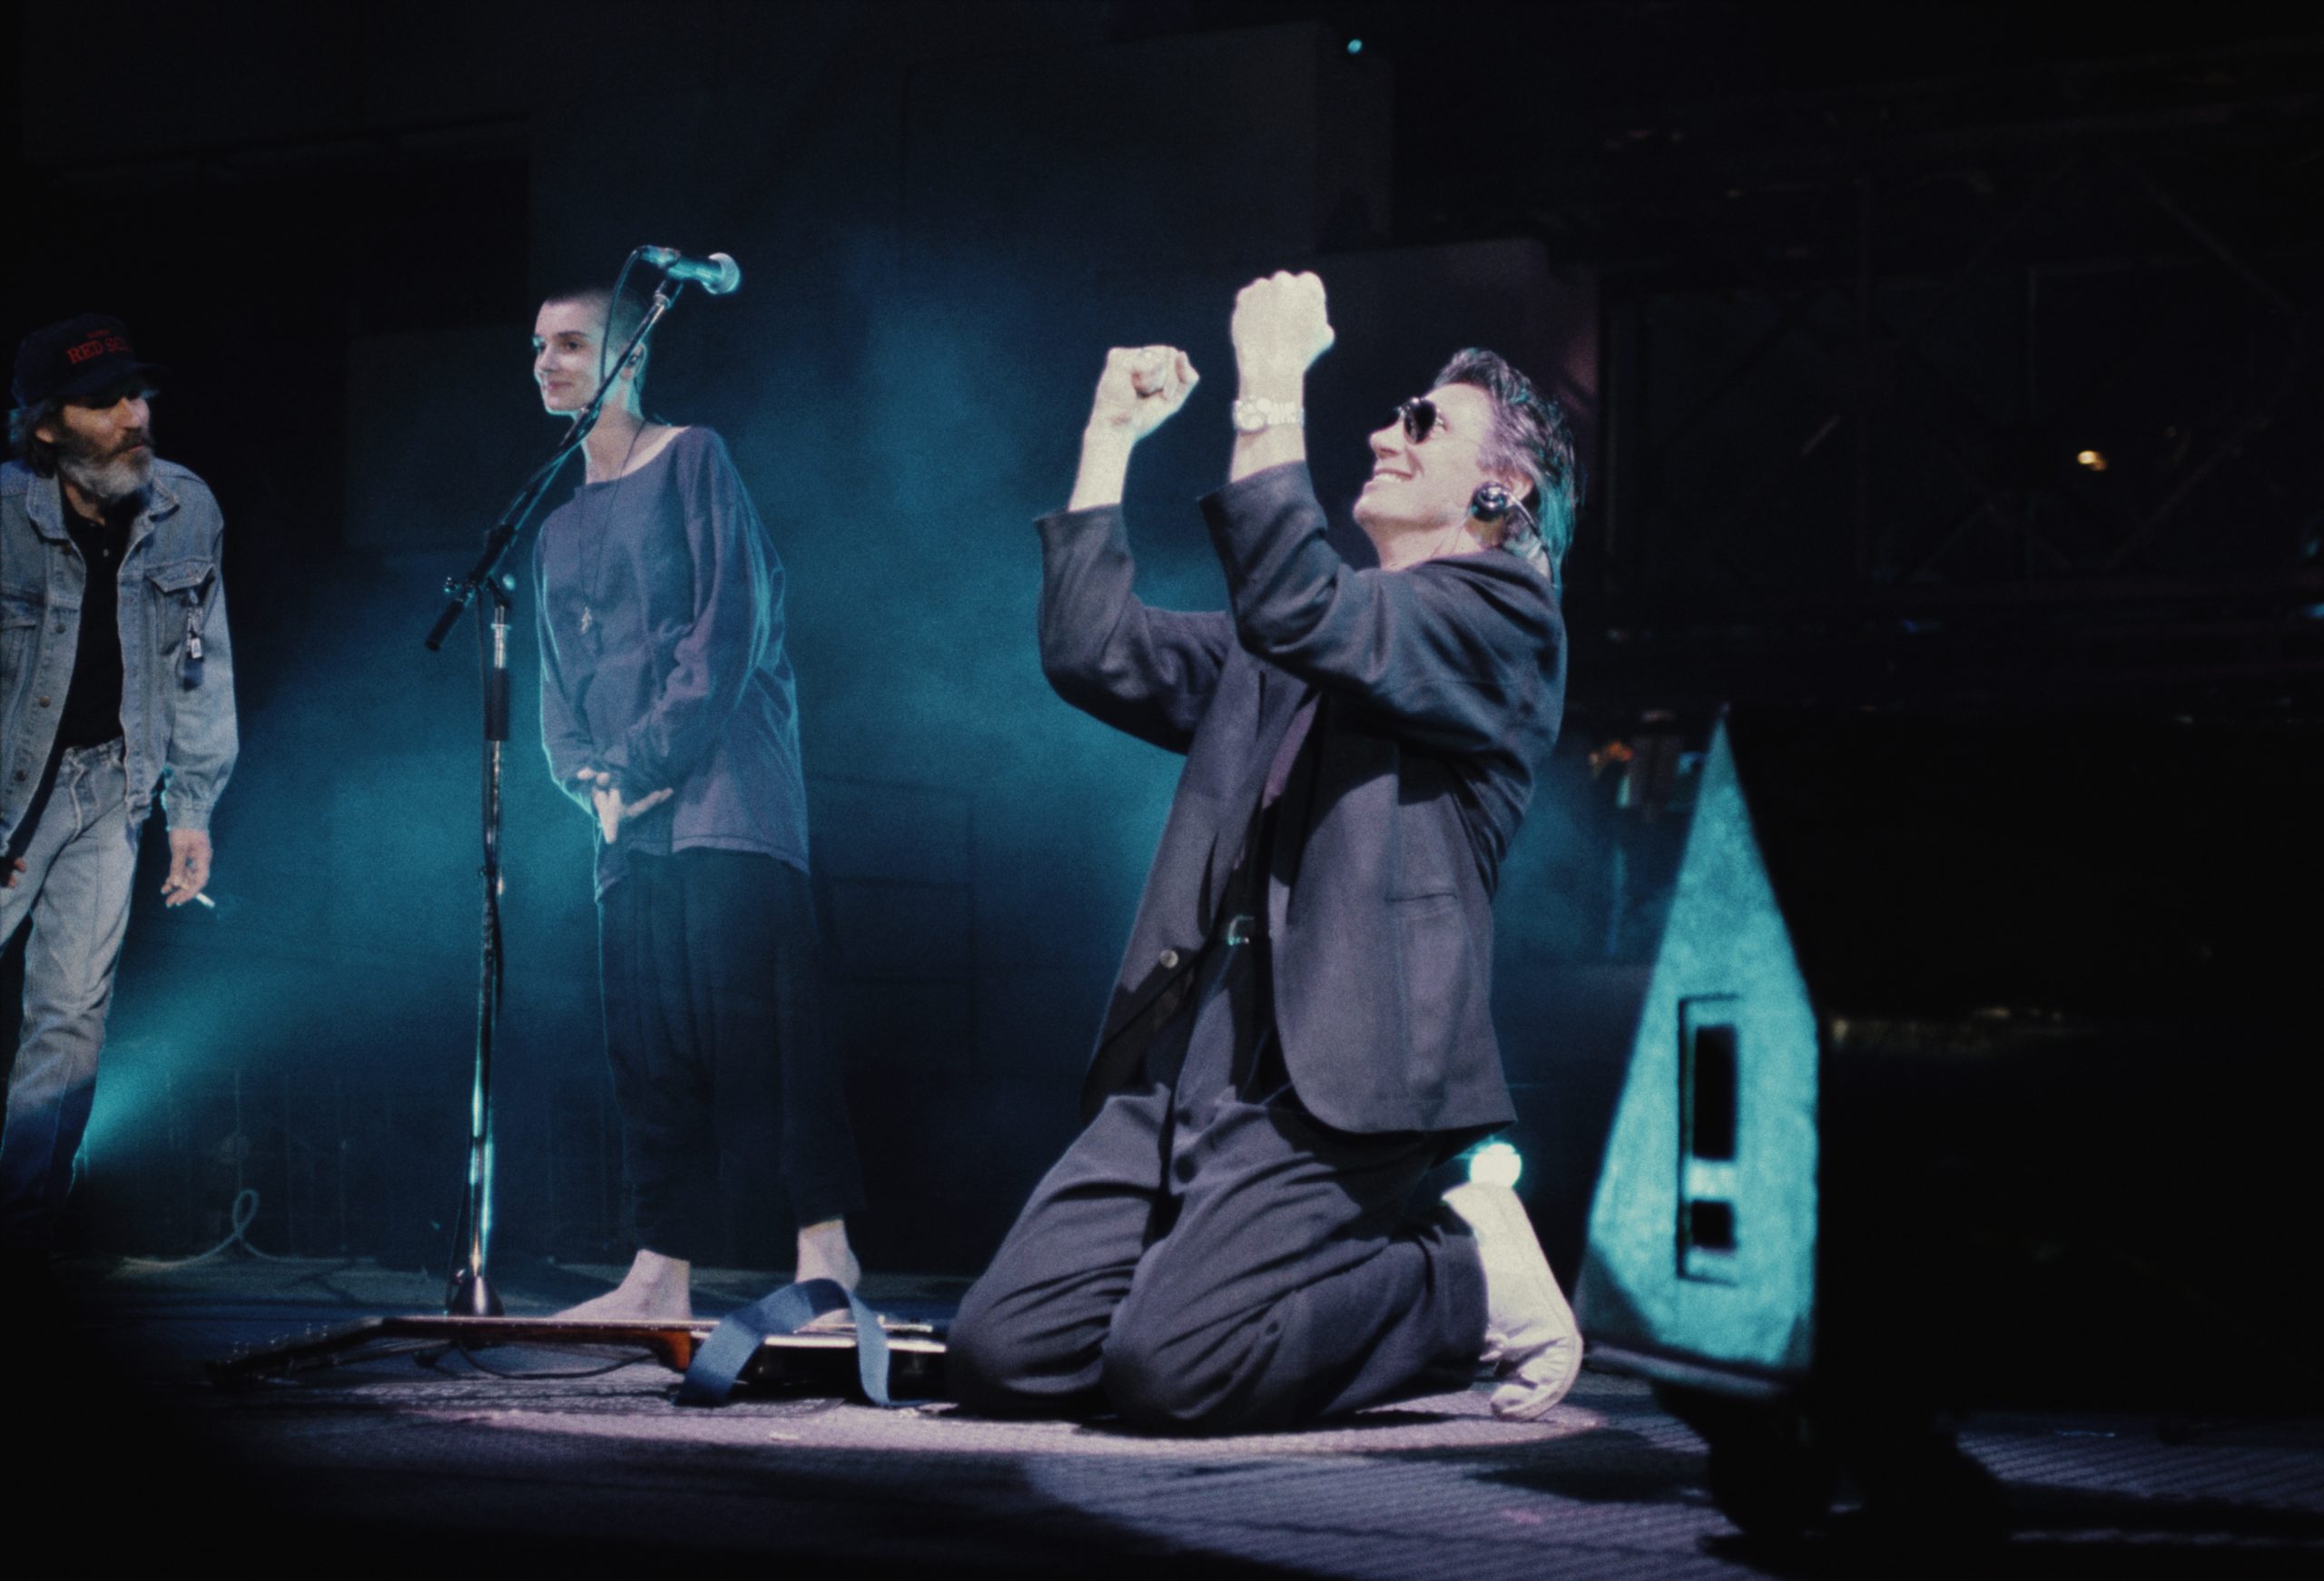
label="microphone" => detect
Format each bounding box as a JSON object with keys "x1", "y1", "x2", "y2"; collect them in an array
[{"x1": 637, "y1": 247, "x2": 742, "y2": 296}]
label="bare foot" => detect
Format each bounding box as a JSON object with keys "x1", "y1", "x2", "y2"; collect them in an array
[
  {"x1": 556, "y1": 1249, "x2": 692, "y2": 1321},
  {"x1": 794, "y1": 1218, "x2": 861, "y2": 1291}
]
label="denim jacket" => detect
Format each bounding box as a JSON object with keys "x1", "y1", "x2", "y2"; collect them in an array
[{"x1": 0, "y1": 457, "x2": 237, "y2": 840}]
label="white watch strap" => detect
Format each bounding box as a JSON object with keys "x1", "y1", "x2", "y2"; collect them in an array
[{"x1": 1233, "y1": 396, "x2": 1305, "y2": 432}]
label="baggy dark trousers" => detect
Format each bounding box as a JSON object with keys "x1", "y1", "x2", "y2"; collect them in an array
[
  {"x1": 947, "y1": 915, "x2": 1489, "y2": 1434},
  {"x1": 597, "y1": 849, "x2": 863, "y2": 1263}
]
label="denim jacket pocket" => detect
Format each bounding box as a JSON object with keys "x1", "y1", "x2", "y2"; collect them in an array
[
  {"x1": 143, "y1": 556, "x2": 214, "y2": 601},
  {"x1": 143, "y1": 557, "x2": 214, "y2": 681}
]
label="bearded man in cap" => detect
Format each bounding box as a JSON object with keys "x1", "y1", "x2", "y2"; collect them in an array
[{"x1": 1, "y1": 315, "x2": 237, "y2": 1265}]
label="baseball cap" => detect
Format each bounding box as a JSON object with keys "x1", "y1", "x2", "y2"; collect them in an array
[{"x1": 11, "y1": 313, "x2": 168, "y2": 408}]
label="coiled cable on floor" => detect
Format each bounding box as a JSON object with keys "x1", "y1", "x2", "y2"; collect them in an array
[{"x1": 117, "y1": 1187, "x2": 284, "y2": 1270}]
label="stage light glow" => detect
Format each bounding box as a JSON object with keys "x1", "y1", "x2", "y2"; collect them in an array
[
  {"x1": 1346, "y1": 38, "x2": 1364, "y2": 54},
  {"x1": 2075, "y1": 449, "x2": 2108, "y2": 471},
  {"x1": 81, "y1": 1051, "x2": 171, "y2": 1163},
  {"x1": 1468, "y1": 1141, "x2": 1523, "y2": 1188}
]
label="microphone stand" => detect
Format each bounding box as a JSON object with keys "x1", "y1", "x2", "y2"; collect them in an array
[{"x1": 424, "y1": 274, "x2": 688, "y2": 1317}]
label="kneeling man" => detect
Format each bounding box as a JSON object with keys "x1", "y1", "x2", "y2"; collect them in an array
[{"x1": 950, "y1": 271, "x2": 1583, "y2": 1432}]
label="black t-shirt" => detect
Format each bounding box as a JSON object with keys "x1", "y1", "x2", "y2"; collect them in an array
[{"x1": 54, "y1": 501, "x2": 130, "y2": 751}]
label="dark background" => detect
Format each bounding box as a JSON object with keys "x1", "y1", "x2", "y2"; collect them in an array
[{"x1": 6, "y1": 1, "x2": 2321, "y2": 1284}]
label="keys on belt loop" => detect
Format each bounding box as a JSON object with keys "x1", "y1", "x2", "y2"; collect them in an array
[{"x1": 1223, "y1": 913, "x2": 1256, "y2": 948}]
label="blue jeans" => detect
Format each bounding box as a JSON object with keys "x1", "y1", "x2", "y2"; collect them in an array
[{"x1": 0, "y1": 741, "x2": 140, "y2": 1251}]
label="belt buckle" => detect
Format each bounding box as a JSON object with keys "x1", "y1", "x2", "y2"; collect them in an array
[{"x1": 1223, "y1": 913, "x2": 1255, "y2": 948}]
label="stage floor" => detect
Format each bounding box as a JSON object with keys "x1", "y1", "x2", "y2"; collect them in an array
[{"x1": 28, "y1": 1253, "x2": 2324, "y2": 1577}]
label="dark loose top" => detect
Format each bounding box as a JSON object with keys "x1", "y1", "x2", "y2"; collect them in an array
[{"x1": 532, "y1": 425, "x2": 809, "y2": 899}]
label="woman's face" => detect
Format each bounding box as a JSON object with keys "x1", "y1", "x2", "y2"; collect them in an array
[{"x1": 532, "y1": 299, "x2": 611, "y2": 415}]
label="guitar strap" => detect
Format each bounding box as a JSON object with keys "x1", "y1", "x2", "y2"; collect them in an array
[{"x1": 675, "y1": 1278, "x2": 906, "y2": 1408}]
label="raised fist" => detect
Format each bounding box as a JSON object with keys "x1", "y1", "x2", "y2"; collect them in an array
[
  {"x1": 1088, "y1": 344, "x2": 1200, "y2": 440},
  {"x1": 1230, "y1": 271, "x2": 1334, "y2": 388}
]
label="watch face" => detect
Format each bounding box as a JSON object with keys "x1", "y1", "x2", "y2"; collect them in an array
[{"x1": 1234, "y1": 404, "x2": 1268, "y2": 433}]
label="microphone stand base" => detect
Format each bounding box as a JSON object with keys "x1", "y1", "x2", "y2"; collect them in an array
[{"x1": 445, "y1": 1269, "x2": 505, "y2": 1318}]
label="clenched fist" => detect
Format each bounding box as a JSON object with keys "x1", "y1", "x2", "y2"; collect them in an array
[
  {"x1": 1231, "y1": 271, "x2": 1334, "y2": 390},
  {"x1": 1087, "y1": 344, "x2": 1200, "y2": 441}
]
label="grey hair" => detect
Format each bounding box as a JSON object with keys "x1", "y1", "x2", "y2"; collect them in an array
[
  {"x1": 1431, "y1": 348, "x2": 1581, "y2": 582},
  {"x1": 7, "y1": 396, "x2": 63, "y2": 476}
]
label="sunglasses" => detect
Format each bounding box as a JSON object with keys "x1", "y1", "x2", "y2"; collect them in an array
[{"x1": 1395, "y1": 398, "x2": 1441, "y2": 445}]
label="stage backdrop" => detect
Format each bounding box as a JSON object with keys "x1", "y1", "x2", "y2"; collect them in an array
[{"x1": 9, "y1": 10, "x2": 1632, "y2": 1279}]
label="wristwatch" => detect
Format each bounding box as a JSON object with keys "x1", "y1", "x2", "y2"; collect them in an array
[{"x1": 1231, "y1": 396, "x2": 1305, "y2": 434}]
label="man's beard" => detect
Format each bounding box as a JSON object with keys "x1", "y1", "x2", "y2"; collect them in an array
[{"x1": 55, "y1": 430, "x2": 154, "y2": 511}]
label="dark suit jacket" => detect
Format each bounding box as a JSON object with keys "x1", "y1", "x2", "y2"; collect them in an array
[{"x1": 1037, "y1": 462, "x2": 1566, "y2": 1135}]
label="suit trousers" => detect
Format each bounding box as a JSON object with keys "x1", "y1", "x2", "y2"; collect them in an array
[
  {"x1": 948, "y1": 918, "x2": 1489, "y2": 1433},
  {"x1": 597, "y1": 849, "x2": 862, "y2": 1264}
]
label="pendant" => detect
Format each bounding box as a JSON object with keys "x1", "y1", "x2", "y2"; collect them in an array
[{"x1": 579, "y1": 605, "x2": 594, "y2": 634}]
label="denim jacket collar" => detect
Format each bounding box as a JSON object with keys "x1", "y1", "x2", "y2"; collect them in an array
[
  {"x1": 22, "y1": 468, "x2": 63, "y2": 540},
  {"x1": 20, "y1": 466, "x2": 181, "y2": 550}
]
